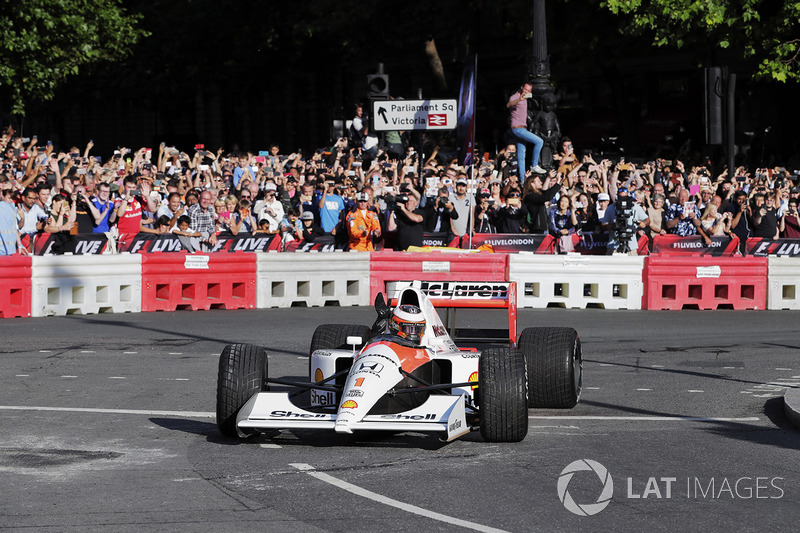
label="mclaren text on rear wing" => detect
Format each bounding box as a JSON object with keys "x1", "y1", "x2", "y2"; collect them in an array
[{"x1": 387, "y1": 281, "x2": 517, "y2": 346}]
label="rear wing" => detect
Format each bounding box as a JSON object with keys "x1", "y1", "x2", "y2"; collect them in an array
[{"x1": 387, "y1": 281, "x2": 517, "y2": 347}]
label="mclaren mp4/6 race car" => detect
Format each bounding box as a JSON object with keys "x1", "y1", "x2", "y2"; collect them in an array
[{"x1": 216, "y1": 281, "x2": 582, "y2": 443}]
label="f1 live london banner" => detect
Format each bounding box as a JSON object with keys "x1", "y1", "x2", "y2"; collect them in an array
[
  {"x1": 746, "y1": 238, "x2": 800, "y2": 257},
  {"x1": 34, "y1": 233, "x2": 108, "y2": 255},
  {"x1": 118, "y1": 232, "x2": 280, "y2": 253},
  {"x1": 651, "y1": 235, "x2": 740, "y2": 256},
  {"x1": 464, "y1": 233, "x2": 555, "y2": 253}
]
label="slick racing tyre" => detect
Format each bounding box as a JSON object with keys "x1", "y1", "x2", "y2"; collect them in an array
[
  {"x1": 308, "y1": 324, "x2": 371, "y2": 374},
  {"x1": 309, "y1": 324, "x2": 372, "y2": 355},
  {"x1": 518, "y1": 327, "x2": 582, "y2": 408},
  {"x1": 216, "y1": 343, "x2": 268, "y2": 438},
  {"x1": 478, "y1": 348, "x2": 528, "y2": 443}
]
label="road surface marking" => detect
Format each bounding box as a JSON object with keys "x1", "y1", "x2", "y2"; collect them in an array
[
  {"x1": 61, "y1": 375, "x2": 77, "y2": 378},
  {"x1": 528, "y1": 415, "x2": 759, "y2": 422},
  {"x1": 775, "y1": 368, "x2": 792, "y2": 371},
  {"x1": 687, "y1": 390, "x2": 704, "y2": 393},
  {"x1": 15, "y1": 375, "x2": 29, "y2": 377},
  {"x1": 39, "y1": 350, "x2": 51, "y2": 353},
  {"x1": 260, "y1": 444, "x2": 282, "y2": 449},
  {"x1": 636, "y1": 388, "x2": 652, "y2": 391},
  {"x1": 80, "y1": 350, "x2": 95, "y2": 353},
  {"x1": 124, "y1": 352, "x2": 137, "y2": 354},
  {"x1": 585, "y1": 387, "x2": 600, "y2": 390},
  {"x1": 0, "y1": 405, "x2": 214, "y2": 418},
  {"x1": 289, "y1": 463, "x2": 508, "y2": 533},
  {"x1": 168, "y1": 352, "x2": 183, "y2": 355},
  {"x1": 109, "y1": 376, "x2": 127, "y2": 380},
  {"x1": 650, "y1": 365, "x2": 665, "y2": 368}
]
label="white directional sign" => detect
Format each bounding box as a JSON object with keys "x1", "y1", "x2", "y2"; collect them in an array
[{"x1": 372, "y1": 99, "x2": 457, "y2": 131}]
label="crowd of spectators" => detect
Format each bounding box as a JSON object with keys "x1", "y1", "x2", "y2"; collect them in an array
[{"x1": 1, "y1": 120, "x2": 799, "y2": 256}]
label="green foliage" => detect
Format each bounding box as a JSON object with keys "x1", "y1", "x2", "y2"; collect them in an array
[
  {"x1": 0, "y1": 0, "x2": 147, "y2": 115},
  {"x1": 601, "y1": 0, "x2": 800, "y2": 81}
]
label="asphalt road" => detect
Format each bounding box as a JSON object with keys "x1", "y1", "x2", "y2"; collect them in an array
[{"x1": 0, "y1": 308, "x2": 798, "y2": 532}]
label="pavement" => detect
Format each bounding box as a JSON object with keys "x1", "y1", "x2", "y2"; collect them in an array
[{"x1": 785, "y1": 388, "x2": 800, "y2": 429}]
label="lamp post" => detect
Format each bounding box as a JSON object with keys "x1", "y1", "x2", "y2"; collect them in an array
[{"x1": 529, "y1": 0, "x2": 554, "y2": 99}]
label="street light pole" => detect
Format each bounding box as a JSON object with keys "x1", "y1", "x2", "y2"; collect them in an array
[{"x1": 530, "y1": 0, "x2": 554, "y2": 99}]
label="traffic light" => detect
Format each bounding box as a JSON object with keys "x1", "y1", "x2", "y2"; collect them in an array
[{"x1": 367, "y1": 63, "x2": 390, "y2": 100}]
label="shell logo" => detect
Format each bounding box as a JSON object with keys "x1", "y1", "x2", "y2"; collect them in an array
[
  {"x1": 314, "y1": 368, "x2": 324, "y2": 383},
  {"x1": 341, "y1": 400, "x2": 359, "y2": 409},
  {"x1": 468, "y1": 371, "x2": 479, "y2": 390}
]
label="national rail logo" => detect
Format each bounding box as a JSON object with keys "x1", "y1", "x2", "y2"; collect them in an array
[{"x1": 557, "y1": 459, "x2": 614, "y2": 516}]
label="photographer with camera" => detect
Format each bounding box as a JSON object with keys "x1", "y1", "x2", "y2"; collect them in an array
[
  {"x1": 473, "y1": 189, "x2": 497, "y2": 233},
  {"x1": 387, "y1": 190, "x2": 425, "y2": 251},
  {"x1": 600, "y1": 187, "x2": 649, "y2": 254},
  {"x1": 424, "y1": 185, "x2": 459, "y2": 235}
]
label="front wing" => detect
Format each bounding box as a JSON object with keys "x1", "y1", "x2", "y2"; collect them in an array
[{"x1": 236, "y1": 391, "x2": 470, "y2": 441}]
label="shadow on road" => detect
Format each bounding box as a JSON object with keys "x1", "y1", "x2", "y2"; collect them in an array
[
  {"x1": 581, "y1": 398, "x2": 800, "y2": 451},
  {"x1": 150, "y1": 416, "x2": 454, "y2": 450}
]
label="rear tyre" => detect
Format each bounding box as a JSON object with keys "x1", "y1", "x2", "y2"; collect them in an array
[
  {"x1": 216, "y1": 343, "x2": 268, "y2": 438},
  {"x1": 308, "y1": 324, "x2": 371, "y2": 374},
  {"x1": 518, "y1": 327, "x2": 582, "y2": 408},
  {"x1": 479, "y1": 348, "x2": 528, "y2": 442}
]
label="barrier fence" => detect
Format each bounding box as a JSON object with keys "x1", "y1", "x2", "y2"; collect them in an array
[{"x1": 1, "y1": 247, "x2": 800, "y2": 317}]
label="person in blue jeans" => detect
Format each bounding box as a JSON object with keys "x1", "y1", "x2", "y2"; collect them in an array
[{"x1": 507, "y1": 82, "x2": 545, "y2": 179}]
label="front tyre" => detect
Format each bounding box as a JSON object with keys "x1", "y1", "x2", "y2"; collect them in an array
[
  {"x1": 216, "y1": 343, "x2": 268, "y2": 438},
  {"x1": 479, "y1": 348, "x2": 528, "y2": 443},
  {"x1": 518, "y1": 327, "x2": 582, "y2": 408}
]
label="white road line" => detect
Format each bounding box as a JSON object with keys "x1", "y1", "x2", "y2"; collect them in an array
[
  {"x1": 775, "y1": 368, "x2": 792, "y2": 371},
  {"x1": 687, "y1": 390, "x2": 704, "y2": 393},
  {"x1": 39, "y1": 350, "x2": 51, "y2": 353},
  {"x1": 260, "y1": 443, "x2": 282, "y2": 449},
  {"x1": 109, "y1": 377, "x2": 127, "y2": 380},
  {"x1": 124, "y1": 352, "x2": 137, "y2": 354},
  {"x1": 289, "y1": 463, "x2": 508, "y2": 533},
  {"x1": 80, "y1": 350, "x2": 95, "y2": 353},
  {"x1": 0, "y1": 405, "x2": 214, "y2": 418},
  {"x1": 585, "y1": 387, "x2": 600, "y2": 390},
  {"x1": 168, "y1": 352, "x2": 183, "y2": 355},
  {"x1": 15, "y1": 374, "x2": 29, "y2": 377},
  {"x1": 528, "y1": 415, "x2": 760, "y2": 422},
  {"x1": 636, "y1": 388, "x2": 652, "y2": 391},
  {"x1": 650, "y1": 365, "x2": 665, "y2": 368},
  {"x1": 599, "y1": 363, "x2": 613, "y2": 367},
  {"x1": 61, "y1": 375, "x2": 77, "y2": 378}
]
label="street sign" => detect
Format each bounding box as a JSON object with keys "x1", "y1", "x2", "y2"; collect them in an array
[{"x1": 372, "y1": 99, "x2": 457, "y2": 131}]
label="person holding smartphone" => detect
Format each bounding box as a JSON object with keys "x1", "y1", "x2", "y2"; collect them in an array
[
  {"x1": 506, "y1": 81, "x2": 545, "y2": 179},
  {"x1": 780, "y1": 198, "x2": 800, "y2": 238}
]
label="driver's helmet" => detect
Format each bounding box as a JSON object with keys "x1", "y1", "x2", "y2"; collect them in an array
[{"x1": 390, "y1": 304, "x2": 426, "y2": 341}]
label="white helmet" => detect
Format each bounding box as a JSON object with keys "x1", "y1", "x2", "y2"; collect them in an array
[{"x1": 389, "y1": 304, "x2": 426, "y2": 341}]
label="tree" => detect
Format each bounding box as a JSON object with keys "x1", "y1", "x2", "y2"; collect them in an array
[
  {"x1": 602, "y1": 0, "x2": 800, "y2": 82},
  {"x1": 0, "y1": 0, "x2": 147, "y2": 116}
]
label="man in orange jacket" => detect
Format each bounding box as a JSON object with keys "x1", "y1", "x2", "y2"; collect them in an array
[{"x1": 347, "y1": 191, "x2": 381, "y2": 251}]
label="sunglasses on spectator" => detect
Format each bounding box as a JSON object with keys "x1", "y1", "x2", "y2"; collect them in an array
[{"x1": 508, "y1": 193, "x2": 520, "y2": 198}]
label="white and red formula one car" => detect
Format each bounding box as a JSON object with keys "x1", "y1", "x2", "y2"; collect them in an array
[{"x1": 216, "y1": 281, "x2": 582, "y2": 442}]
